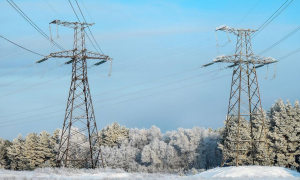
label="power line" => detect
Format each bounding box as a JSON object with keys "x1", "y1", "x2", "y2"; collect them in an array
[
  {"x1": 0, "y1": 64, "x2": 65, "y2": 88},
  {"x1": 0, "y1": 33, "x2": 36, "y2": 49},
  {"x1": 75, "y1": 0, "x2": 104, "y2": 53},
  {"x1": 2, "y1": 44, "x2": 300, "y2": 127},
  {"x1": 7, "y1": 0, "x2": 65, "y2": 51},
  {"x1": 255, "y1": 0, "x2": 289, "y2": 31},
  {"x1": 111, "y1": 36, "x2": 209, "y2": 67},
  {"x1": 0, "y1": 35, "x2": 45, "y2": 56},
  {"x1": 80, "y1": 0, "x2": 94, "y2": 22},
  {"x1": 259, "y1": 26, "x2": 300, "y2": 55},
  {"x1": 2, "y1": 47, "x2": 299, "y2": 126},
  {"x1": 278, "y1": 47, "x2": 300, "y2": 61},
  {"x1": 44, "y1": 0, "x2": 65, "y2": 20},
  {"x1": 252, "y1": 0, "x2": 294, "y2": 39},
  {"x1": 0, "y1": 74, "x2": 229, "y2": 128},
  {"x1": 68, "y1": 0, "x2": 100, "y2": 54},
  {"x1": 0, "y1": 40, "x2": 215, "y2": 96},
  {"x1": 0, "y1": 69, "x2": 220, "y2": 124},
  {"x1": 235, "y1": 0, "x2": 262, "y2": 26},
  {"x1": 0, "y1": 73, "x2": 70, "y2": 98},
  {"x1": 227, "y1": 0, "x2": 294, "y2": 56},
  {"x1": 94, "y1": 67, "x2": 201, "y2": 97},
  {"x1": 0, "y1": 65, "x2": 219, "y2": 121},
  {"x1": 0, "y1": 33, "x2": 71, "y2": 81}
]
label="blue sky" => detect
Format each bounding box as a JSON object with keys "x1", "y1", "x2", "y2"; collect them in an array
[{"x1": 0, "y1": 0, "x2": 299, "y2": 140}]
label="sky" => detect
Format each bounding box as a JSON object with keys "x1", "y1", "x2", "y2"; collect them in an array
[{"x1": 0, "y1": 0, "x2": 299, "y2": 140}]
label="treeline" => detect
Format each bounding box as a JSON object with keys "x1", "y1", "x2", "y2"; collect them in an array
[
  {"x1": 0, "y1": 125, "x2": 221, "y2": 172},
  {"x1": 219, "y1": 99, "x2": 300, "y2": 170},
  {"x1": 0, "y1": 99, "x2": 299, "y2": 172}
]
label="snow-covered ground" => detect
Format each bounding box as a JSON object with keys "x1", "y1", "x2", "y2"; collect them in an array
[
  {"x1": 195, "y1": 166, "x2": 300, "y2": 179},
  {"x1": 1, "y1": 166, "x2": 300, "y2": 180}
]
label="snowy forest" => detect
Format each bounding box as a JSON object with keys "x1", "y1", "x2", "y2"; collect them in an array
[{"x1": 0, "y1": 99, "x2": 300, "y2": 173}]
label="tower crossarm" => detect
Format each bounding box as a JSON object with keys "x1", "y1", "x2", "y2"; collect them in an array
[
  {"x1": 216, "y1": 25, "x2": 257, "y2": 35},
  {"x1": 50, "y1": 20, "x2": 94, "y2": 29},
  {"x1": 48, "y1": 50, "x2": 74, "y2": 58},
  {"x1": 85, "y1": 50, "x2": 110, "y2": 60},
  {"x1": 211, "y1": 54, "x2": 277, "y2": 65},
  {"x1": 36, "y1": 50, "x2": 111, "y2": 62}
]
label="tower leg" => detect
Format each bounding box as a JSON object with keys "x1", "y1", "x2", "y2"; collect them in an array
[
  {"x1": 221, "y1": 63, "x2": 270, "y2": 166},
  {"x1": 56, "y1": 57, "x2": 104, "y2": 168}
]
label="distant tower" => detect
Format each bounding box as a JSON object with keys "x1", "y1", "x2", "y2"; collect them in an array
[
  {"x1": 36, "y1": 20, "x2": 112, "y2": 168},
  {"x1": 202, "y1": 25, "x2": 277, "y2": 166}
]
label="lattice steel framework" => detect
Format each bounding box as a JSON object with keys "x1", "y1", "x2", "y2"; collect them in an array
[
  {"x1": 36, "y1": 20, "x2": 112, "y2": 168},
  {"x1": 202, "y1": 25, "x2": 277, "y2": 166}
]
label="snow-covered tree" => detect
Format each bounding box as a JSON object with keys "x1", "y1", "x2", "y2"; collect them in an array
[
  {"x1": 102, "y1": 139, "x2": 139, "y2": 171},
  {"x1": 199, "y1": 128, "x2": 222, "y2": 169},
  {"x1": 141, "y1": 139, "x2": 179, "y2": 172},
  {"x1": 219, "y1": 116, "x2": 251, "y2": 166},
  {"x1": 23, "y1": 133, "x2": 40, "y2": 170},
  {"x1": 99, "y1": 122, "x2": 129, "y2": 147},
  {"x1": 268, "y1": 99, "x2": 300, "y2": 168},
  {"x1": 0, "y1": 138, "x2": 11, "y2": 168},
  {"x1": 56, "y1": 127, "x2": 90, "y2": 168},
  {"x1": 129, "y1": 126, "x2": 161, "y2": 151},
  {"x1": 7, "y1": 134, "x2": 26, "y2": 170},
  {"x1": 164, "y1": 127, "x2": 202, "y2": 170},
  {"x1": 37, "y1": 131, "x2": 56, "y2": 167}
]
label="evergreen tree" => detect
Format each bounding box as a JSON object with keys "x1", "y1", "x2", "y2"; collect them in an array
[
  {"x1": 99, "y1": 122, "x2": 129, "y2": 147},
  {"x1": 7, "y1": 134, "x2": 26, "y2": 170},
  {"x1": 23, "y1": 133, "x2": 39, "y2": 170},
  {"x1": 268, "y1": 99, "x2": 300, "y2": 168},
  {"x1": 37, "y1": 131, "x2": 56, "y2": 167},
  {"x1": 0, "y1": 138, "x2": 11, "y2": 168},
  {"x1": 218, "y1": 116, "x2": 251, "y2": 166},
  {"x1": 200, "y1": 128, "x2": 222, "y2": 169},
  {"x1": 50, "y1": 128, "x2": 60, "y2": 164},
  {"x1": 164, "y1": 127, "x2": 202, "y2": 170}
]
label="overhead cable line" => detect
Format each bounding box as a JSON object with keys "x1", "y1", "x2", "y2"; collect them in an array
[
  {"x1": 252, "y1": 0, "x2": 294, "y2": 39},
  {"x1": 80, "y1": 0, "x2": 94, "y2": 22},
  {"x1": 227, "y1": 0, "x2": 294, "y2": 56},
  {"x1": 0, "y1": 33, "x2": 36, "y2": 49},
  {"x1": 259, "y1": 26, "x2": 300, "y2": 55},
  {"x1": 277, "y1": 47, "x2": 300, "y2": 61},
  {"x1": 235, "y1": 0, "x2": 262, "y2": 26},
  {"x1": 0, "y1": 74, "x2": 229, "y2": 127},
  {"x1": 2, "y1": 46, "x2": 300, "y2": 124},
  {"x1": 218, "y1": 0, "x2": 261, "y2": 52},
  {"x1": 0, "y1": 64, "x2": 221, "y2": 120},
  {"x1": 0, "y1": 66, "x2": 202, "y2": 119},
  {"x1": 0, "y1": 64, "x2": 65, "y2": 88},
  {"x1": 0, "y1": 40, "x2": 215, "y2": 95},
  {"x1": 0, "y1": 35, "x2": 45, "y2": 56},
  {"x1": 7, "y1": 0, "x2": 65, "y2": 51},
  {"x1": 0, "y1": 33, "x2": 70, "y2": 80},
  {"x1": 0, "y1": 73, "x2": 70, "y2": 98},
  {"x1": 75, "y1": 0, "x2": 104, "y2": 53},
  {"x1": 44, "y1": 0, "x2": 65, "y2": 20},
  {"x1": 255, "y1": 0, "x2": 289, "y2": 31},
  {"x1": 68, "y1": 0, "x2": 100, "y2": 54},
  {"x1": 0, "y1": 69, "x2": 221, "y2": 124}
]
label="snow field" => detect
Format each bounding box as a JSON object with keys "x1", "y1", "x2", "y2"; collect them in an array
[{"x1": 1, "y1": 166, "x2": 300, "y2": 180}]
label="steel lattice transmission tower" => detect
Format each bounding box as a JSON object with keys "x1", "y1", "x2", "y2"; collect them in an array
[
  {"x1": 202, "y1": 25, "x2": 277, "y2": 166},
  {"x1": 36, "y1": 20, "x2": 112, "y2": 168}
]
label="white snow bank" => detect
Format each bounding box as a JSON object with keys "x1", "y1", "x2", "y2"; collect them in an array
[
  {"x1": 0, "y1": 168, "x2": 179, "y2": 180},
  {"x1": 194, "y1": 166, "x2": 300, "y2": 179},
  {"x1": 1, "y1": 166, "x2": 300, "y2": 180}
]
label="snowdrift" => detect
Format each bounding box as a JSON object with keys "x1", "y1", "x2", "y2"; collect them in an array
[
  {"x1": 195, "y1": 166, "x2": 300, "y2": 179},
  {"x1": 1, "y1": 166, "x2": 300, "y2": 179}
]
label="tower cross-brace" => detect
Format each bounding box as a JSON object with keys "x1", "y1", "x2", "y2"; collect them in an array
[
  {"x1": 202, "y1": 25, "x2": 277, "y2": 166},
  {"x1": 36, "y1": 20, "x2": 112, "y2": 168}
]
